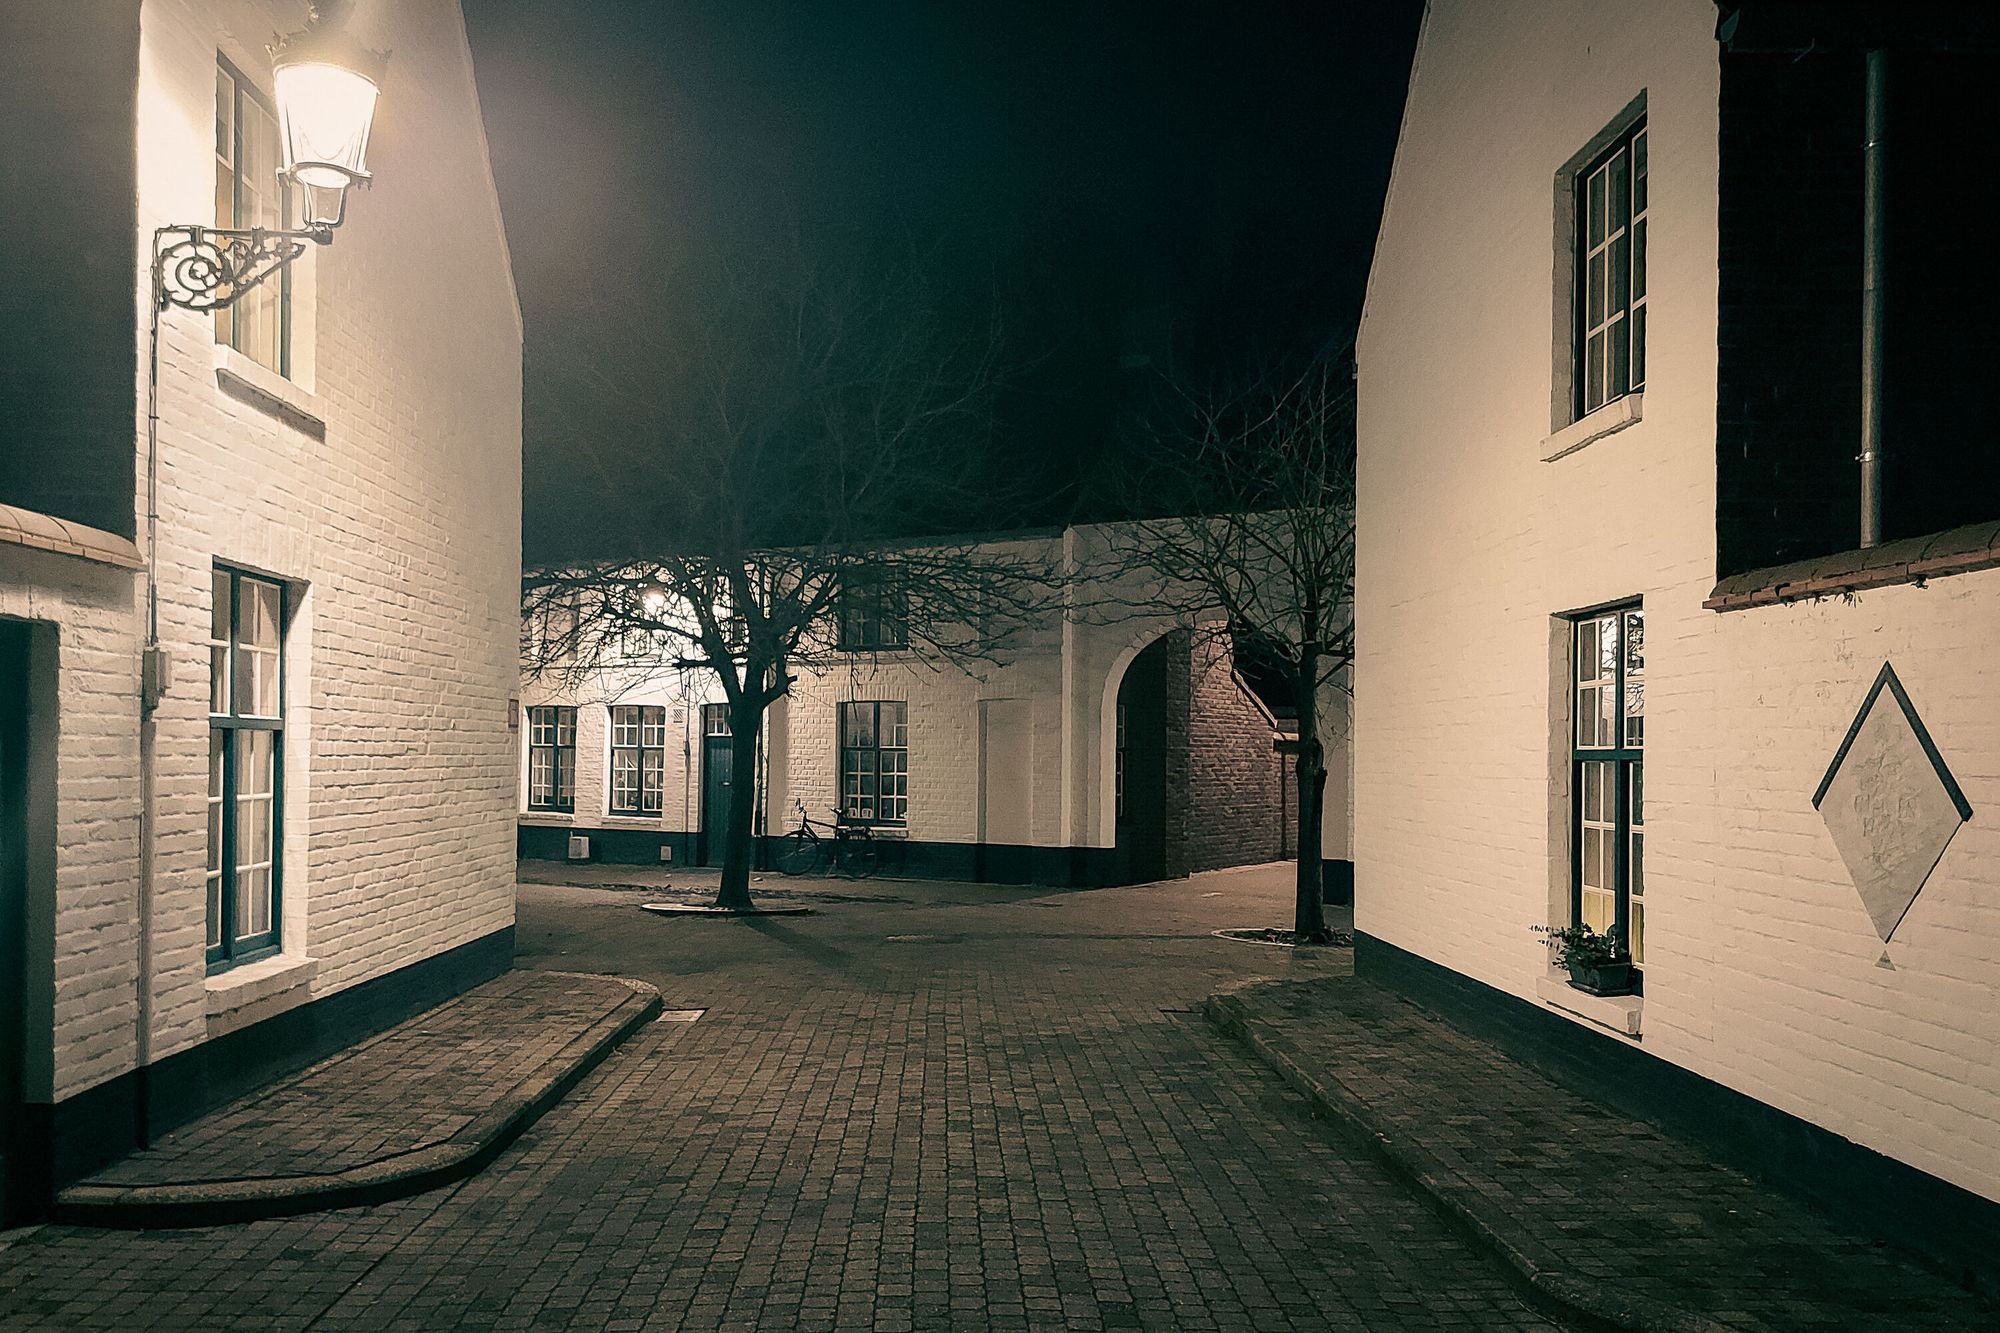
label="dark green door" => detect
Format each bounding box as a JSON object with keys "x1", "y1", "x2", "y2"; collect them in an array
[{"x1": 699, "y1": 704, "x2": 732, "y2": 866}]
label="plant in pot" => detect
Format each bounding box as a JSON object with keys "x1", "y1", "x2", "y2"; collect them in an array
[{"x1": 1533, "y1": 921, "x2": 1634, "y2": 996}]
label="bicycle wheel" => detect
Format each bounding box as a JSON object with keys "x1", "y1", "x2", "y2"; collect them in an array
[
  {"x1": 775, "y1": 831, "x2": 824, "y2": 876},
  {"x1": 840, "y1": 836, "x2": 881, "y2": 880}
]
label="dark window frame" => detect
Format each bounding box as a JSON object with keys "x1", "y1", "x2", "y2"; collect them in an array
[
  {"x1": 609, "y1": 704, "x2": 667, "y2": 815},
  {"x1": 526, "y1": 705, "x2": 577, "y2": 813},
  {"x1": 838, "y1": 575, "x2": 909, "y2": 652},
  {"x1": 1568, "y1": 603, "x2": 1645, "y2": 974},
  {"x1": 208, "y1": 565, "x2": 286, "y2": 972},
  {"x1": 839, "y1": 701, "x2": 908, "y2": 826},
  {"x1": 1574, "y1": 118, "x2": 1648, "y2": 419}
]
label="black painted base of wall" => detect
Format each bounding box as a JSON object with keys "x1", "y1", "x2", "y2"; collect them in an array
[
  {"x1": 15, "y1": 926, "x2": 514, "y2": 1212},
  {"x1": 1355, "y1": 930, "x2": 2000, "y2": 1297}
]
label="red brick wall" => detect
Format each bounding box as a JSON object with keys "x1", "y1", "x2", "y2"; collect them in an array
[{"x1": 1165, "y1": 633, "x2": 1294, "y2": 875}]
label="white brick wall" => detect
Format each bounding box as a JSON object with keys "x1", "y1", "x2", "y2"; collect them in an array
[
  {"x1": 1, "y1": 0, "x2": 521, "y2": 1104},
  {"x1": 520, "y1": 523, "x2": 1356, "y2": 862},
  {"x1": 1356, "y1": 0, "x2": 2000, "y2": 1205}
]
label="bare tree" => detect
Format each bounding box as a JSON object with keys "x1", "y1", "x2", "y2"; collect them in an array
[
  {"x1": 1096, "y1": 344, "x2": 1356, "y2": 940},
  {"x1": 523, "y1": 232, "x2": 1057, "y2": 911}
]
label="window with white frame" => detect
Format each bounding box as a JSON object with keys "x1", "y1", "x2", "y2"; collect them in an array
[
  {"x1": 1570, "y1": 605, "x2": 1644, "y2": 965},
  {"x1": 609, "y1": 704, "x2": 666, "y2": 815},
  {"x1": 840, "y1": 701, "x2": 908, "y2": 825},
  {"x1": 527, "y1": 706, "x2": 577, "y2": 812},
  {"x1": 208, "y1": 566, "x2": 285, "y2": 969},
  {"x1": 1575, "y1": 118, "x2": 1648, "y2": 416},
  {"x1": 214, "y1": 59, "x2": 293, "y2": 377}
]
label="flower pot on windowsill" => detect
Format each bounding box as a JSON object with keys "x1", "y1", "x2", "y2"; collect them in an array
[{"x1": 1566, "y1": 960, "x2": 1635, "y2": 996}]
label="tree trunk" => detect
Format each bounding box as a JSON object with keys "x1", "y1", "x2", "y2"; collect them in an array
[
  {"x1": 713, "y1": 697, "x2": 763, "y2": 911},
  {"x1": 1292, "y1": 664, "x2": 1329, "y2": 940}
]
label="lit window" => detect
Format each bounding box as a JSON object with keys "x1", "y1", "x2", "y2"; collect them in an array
[
  {"x1": 215, "y1": 59, "x2": 293, "y2": 377},
  {"x1": 1570, "y1": 605, "x2": 1645, "y2": 965},
  {"x1": 609, "y1": 705, "x2": 666, "y2": 815},
  {"x1": 840, "y1": 702, "x2": 908, "y2": 825},
  {"x1": 208, "y1": 566, "x2": 286, "y2": 969},
  {"x1": 527, "y1": 706, "x2": 577, "y2": 812}
]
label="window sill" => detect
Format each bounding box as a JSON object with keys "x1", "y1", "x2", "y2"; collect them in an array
[
  {"x1": 206, "y1": 954, "x2": 317, "y2": 1036},
  {"x1": 0, "y1": 502, "x2": 143, "y2": 570},
  {"x1": 214, "y1": 344, "x2": 326, "y2": 440},
  {"x1": 521, "y1": 811, "x2": 576, "y2": 825},
  {"x1": 1541, "y1": 392, "x2": 1643, "y2": 462},
  {"x1": 1704, "y1": 520, "x2": 2000, "y2": 612},
  {"x1": 1534, "y1": 974, "x2": 1642, "y2": 1037}
]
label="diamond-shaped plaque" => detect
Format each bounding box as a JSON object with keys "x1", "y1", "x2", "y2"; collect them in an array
[{"x1": 1813, "y1": 663, "x2": 1972, "y2": 950}]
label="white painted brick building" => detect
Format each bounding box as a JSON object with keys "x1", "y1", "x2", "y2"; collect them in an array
[
  {"x1": 1, "y1": 0, "x2": 519, "y2": 1217},
  {"x1": 520, "y1": 524, "x2": 1351, "y2": 887},
  {"x1": 1355, "y1": 0, "x2": 2000, "y2": 1278}
]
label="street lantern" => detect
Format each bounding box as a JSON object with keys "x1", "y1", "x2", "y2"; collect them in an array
[
  {"x1": 272, "y1": 5, "x2": 385, "y2": 226},
  {"x1": 153, "y1": 0, "x2": 388, "y2": 310}
]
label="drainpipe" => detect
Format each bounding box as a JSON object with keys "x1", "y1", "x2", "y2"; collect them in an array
[{"x1": 1859, "y1": 48, "x2": 1888, "y2": 548}]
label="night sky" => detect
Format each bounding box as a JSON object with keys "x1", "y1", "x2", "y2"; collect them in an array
[{"x1": 460, "y1": 1, "x2": 1422, "y2": 561}]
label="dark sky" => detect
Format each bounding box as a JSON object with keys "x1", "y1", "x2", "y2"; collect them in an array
[{"x1": 460, "y1": 1, "x2": 1421, "y2": 559}]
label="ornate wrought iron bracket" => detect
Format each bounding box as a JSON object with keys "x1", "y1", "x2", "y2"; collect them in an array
[{"x1": 152, "y1": 221, "x2": 333, "y2": 313}]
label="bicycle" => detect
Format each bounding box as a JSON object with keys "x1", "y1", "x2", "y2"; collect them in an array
[{"x1": 775, "y1": 806, "x2": 883, "y2": 879}]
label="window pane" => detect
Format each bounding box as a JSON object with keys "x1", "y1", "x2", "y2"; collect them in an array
[
  {"x1": 1588, "y1": 251, "x2": 1607, "y2": 327},
  {"x1": 1609, "y1": 312, "x2": 1630, "y2": 399},
  {"x1": 1580, "y1": 887, "x2": 1615, "y2": 934},
  {"x1": 883, "y1": 702, "x2": 907, "y2": 746},
  {"x1": 1632, "y1": 130, "x2": 1648, "y2": 212},
  {"x1": 1609, "y1": 233, "x2": 1630, "y2": 315},
  {"x1": 1588, "y1": 167, "x2": 1606, "y2": 246},
  {"x1": 1586, "y1": 331, "x2": 1605, "y2": 410},
  {"x1": 1575, "y1": 620, "x2": 1598, "y2": 684},
  {"x1": 843, "y1": 704, "x2": 874, "y2": 748},
  {"x1": 642, "y1": 706, "x2": 667, "y2": 747},
  {"x1": 556, "y1": 708, "x2": 576, "y2": 745},
  {"x1": 1609, "y1": 148, "x2": 1630, "y2": 232},
  {"x1": 1630, "y1": 302, "x2": 1646, "y2": 390},
  {"x1": 1628, "y1": 896, "x2": 1644, "y2": 965},
  {"x1": 1632, "y1": 218, "x2": 1647, "y2": 302},
  {"x1": 556, "y1": 750, "x2": 575, "y2": 803},
  {"x1": 1622, "y1": 610, "x2": 1645, "y2": 746},
  {"x1": 233, "y1": 730, "x2": 276, "y2": 942}
]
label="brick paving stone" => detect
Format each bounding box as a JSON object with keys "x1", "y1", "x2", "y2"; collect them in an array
[
  {"x1": 74, "y1": 970, "x2": 653, "y2": 1189},
  {"x1": 1213, "y1": 975, "x2": 1998, "y2": 1332},
  {"x1": 3, "y1": 866, "x2": 1545, "y2": 1330}
]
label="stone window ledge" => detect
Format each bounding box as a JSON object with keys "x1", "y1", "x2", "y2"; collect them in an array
[
  {"x1": 214, "y1": 344, "x2": 326, "y2": 440},
  {"x1": 1704, "y1": 520, "x2": 2000, "y2": 612},
  {"x1": 0, "y1": 503, "x2": 143, "y2": 570},
  {"x1": 1541, "y1": 392, "x2": 1643, "y2": 462},
  {"x1": 206, "y1": 954, "x2": 317, "y2": 1036},
  {"x1": 1535, "y1": 974, "x2": 1642, "y2": 1037},
  {"x1": 520, "y1": 812, "x2": 577, "y2": 826}
]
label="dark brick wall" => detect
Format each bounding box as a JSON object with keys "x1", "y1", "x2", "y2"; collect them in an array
[
  {"x1": 1715, "y1": 50, "x2": 1863, "y2": 577},
  {"x1": 1717, "y1": 46, "x2": 2000, "y2": 577},
  {"x1": 0, "y1": 1, "x2": 141, "y2": 538}
]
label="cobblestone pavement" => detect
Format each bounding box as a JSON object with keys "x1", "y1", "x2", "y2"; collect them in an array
[
  {"x1": 0, "y1": 865, "x2": 1552, "y2": 1331},
  {"x1": 76, "y1": 971, "x2": 652, "y2": 1188},
  {"x1": 1213, "y1": 977, "x2": 1998, "y2": 1332}
]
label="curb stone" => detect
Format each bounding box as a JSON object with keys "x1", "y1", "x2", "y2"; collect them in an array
[
  {"x1": 53, "y1": 974, "x2": 663, "y2": 1229},
  {"x1": 1203, "y1": 983, "x2": 1731, "y2": 1333}
]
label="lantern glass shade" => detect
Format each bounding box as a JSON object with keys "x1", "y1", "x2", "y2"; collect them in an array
[{"x1": 273, "y1": 60, "x2": 378, "y2": 192}]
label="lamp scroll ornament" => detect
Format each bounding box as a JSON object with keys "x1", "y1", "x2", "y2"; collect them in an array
[{"x1": 150, "y1": 0, "x2": 385, "y2": 314}]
